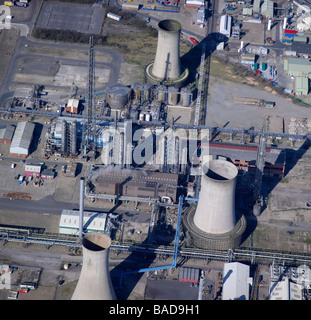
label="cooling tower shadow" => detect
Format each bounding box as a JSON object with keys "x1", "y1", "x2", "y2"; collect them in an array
[
  {"x1": 180, "y1": 33, "x2": 229, "y2": 84},
  {"x1": 110, "y1": 236, "x2": 158, "y2": 300},
  {"x1": 258, "y1": 139, "x2": 311, "y2": 215}
]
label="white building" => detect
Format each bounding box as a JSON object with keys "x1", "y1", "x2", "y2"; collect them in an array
[
  {"x1": 59, "y1": 209, "x2": 108, "y2": 235},
  {"x1": 269, "y1": 277, "x2": 303, "y2": 300},
  {"x1": 219, "y1": 14, "x2": 232, "y2": 38},
  {"x1": 10, "y1": 121, "x2": 35, "y2": 158},
  {"x1": 222, "y1": 262, "x2": 253, "y2": 300}
]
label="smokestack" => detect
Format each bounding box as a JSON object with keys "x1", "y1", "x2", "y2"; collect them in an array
[
  {"x1": 194, "y1": 160, "x2": 237, "y2": 234},
  {"x1": 79, "y1": 177, "x2": 85, "y2": 238},
  {"x1": 72, "y1": 232, "x2": 116, "y2": 300},
  {"x1": 152, "y1": 19, "x2": 182, "y2": 81}
]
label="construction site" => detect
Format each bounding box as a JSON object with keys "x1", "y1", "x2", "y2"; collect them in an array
[{"x1": 0, "y1": 0, "x2": 311, "y2": 301}]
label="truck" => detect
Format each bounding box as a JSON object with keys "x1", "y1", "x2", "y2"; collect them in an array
[
  {"x1": 18, "y1": 176, "x2": 24, "y2": 184},
  {"x1": 4, "y1": 1, "x2": 28, "y2": 7}
]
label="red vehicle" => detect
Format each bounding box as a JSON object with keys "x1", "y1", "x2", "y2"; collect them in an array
[{"x1": 189, "y1": 37, "x2": 198, "y2": 45}]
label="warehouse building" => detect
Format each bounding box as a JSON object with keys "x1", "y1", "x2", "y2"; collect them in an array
[
  {"x1": 284, "y1": 58, "x2": 311, "y2": 78},
  {"x1": 66, "y1": 98, "x2": 79, "y2": 114},
  {"x1": 222, "y1": 262, "x2": 253, "y2": 300},
  {"x1": 10, "y1": 122, "x2": 35, "y2": 158},
  {"x1": 0, "y1": 125, "x2": 15, "y2": 144},
  {"x1": 204, "y1": 142, "x2": 286, "y2": 178},
  {"x1": 90, "y1": 166, "x2": 179, "y2": 203},
  {"x1": 219, "y1": 14, "x2": 232, "y2": 38},
  {"x1": 59, "y1": 209, "x2": 108, "y2": 235},
  {"x1": 261, "y1": 0, "x2": 274, "y2": 18},
  {"x1": 295, "y1": 77, "x2": 309, "y2": 96}
]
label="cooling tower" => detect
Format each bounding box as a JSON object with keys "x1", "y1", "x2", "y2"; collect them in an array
[
  {"x1": 71, "y1": 233, "x2": 116, "y2": 300},
  {"x1": 183, "y1": 160, "x2": 247, "y2": 250},
  {"x1": 152, "y1": 19, "x2": 182, "y2": 80},
  {"x1": 145, "y1": 20, "x2": 189, "y2": 87}
]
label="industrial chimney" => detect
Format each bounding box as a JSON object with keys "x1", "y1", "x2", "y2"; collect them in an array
[
  {"x1": 145, "y1": 19, "x2": 189, "y2": 87},
  {"x1": 183, "y1": 159, "x2": 247, "y2": 250},
  {"x1": 79, "y1": 177, "x2": 85, "y2": 238},
  {"x1": 71, "y1": 232, "x2": 116, "y2": 300}
]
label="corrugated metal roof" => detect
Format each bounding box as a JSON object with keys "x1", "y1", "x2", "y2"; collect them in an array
[
  {"x1": 0, "y1": 125, "x2": 15, "y2": 142},
  {"x1": 10, "y1": 122, "x2": 35, "y2": 154}
]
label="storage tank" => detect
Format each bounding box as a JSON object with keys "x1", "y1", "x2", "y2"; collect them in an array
[
  {"x1": 71, "y1": 232, "x2": 116, "y2": 300},
  {"x1": 106, "y1": 84, "x2": 130, "y2": 110},
  {"x1": 157, "y1": 85, "x2": 167, "y2": 102},
  {"x1": 180, "y1": 87, "x2": 192, "y2": 106},
  {"x1": 168, "y1": 87, "x2": 179, "y2": 105},
  {"x1": 131, "y1": 83, "x2": 142, "y2": 100}
]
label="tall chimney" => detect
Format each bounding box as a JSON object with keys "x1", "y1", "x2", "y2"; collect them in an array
[
  {"x1": 79, "y1": 177, "x2": 85, "y2": 238},
  {"x1": 72, "y1": 232, "x2": 116, "y2": 300}
]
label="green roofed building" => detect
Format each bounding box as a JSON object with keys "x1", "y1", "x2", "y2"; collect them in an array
[
  {"x1": 284, "y1": 58, "x2": 311, "y2": 78},
  {"x1": 295, "y1": 77, "x2": 309, "y2": 96}
]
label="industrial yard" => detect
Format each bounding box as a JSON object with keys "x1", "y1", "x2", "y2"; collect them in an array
[{"x1": 0, "y1": 0, "x2": 310, "y2": 302}]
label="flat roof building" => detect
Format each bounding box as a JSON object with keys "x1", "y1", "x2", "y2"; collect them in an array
[
  {"x1": 10, "y1": 122, "x2": 35, "y2": 158},
  {"x1": 261, "y1": 0, "x2": 274, "y2": 18},
  {"x1": 219, "y1": 14, "x2": 232, "y2": 38},
  {"x1": 24, "y1": 164, "x2": 41, "y2": 177},
  {"x1": 59, "y1": 209, "x2": 108, "y2": 235},
  {"x1": 222, "y1": 262, "x2": 253, "y2": 300}
]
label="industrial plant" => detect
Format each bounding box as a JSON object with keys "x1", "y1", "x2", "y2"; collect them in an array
[{"x1": 0, "y1": 0, "x2": 311, "y2": 302}]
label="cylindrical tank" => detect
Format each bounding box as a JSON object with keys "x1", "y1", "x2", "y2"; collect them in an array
[
  {"x1": 106, "y1": 84, "x2": 130, "y2": 110},
  {"x1": 145, "y1": 113, "x2": 151, "y2": 121},
  {"x1": 143, "y1": 84, "x2": 153, "y2": 101},
  {"x1": 168, "y1": 87, "x2": 179, "y2": 105},
  {"x1": 180, "y1": 87, "x2": 192, "y2": 106},
  {"x1": 152, "y1": 19, "x2": 182, "y2": 80},
  {"x1": 70, "y1": 121, "x2": 77, "y2": 156},
  {"x1": 131, "y1": 83, "x2": 142, "y2": 100},
  {"x1": 193, "y1": 160, "x2": 238, "y2": 234},
  {"x1": 71, "y1": 232, "x2": 116, "y2": 300},
  {"x1": 139, "y1": 113, "x2": 145, "y2": 121},
  {"x1": 157, "y1": 85, "x2": 167, "y2": 102}
]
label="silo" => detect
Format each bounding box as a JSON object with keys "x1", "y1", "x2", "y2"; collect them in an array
[
  {"x1": 157, "y1": 85, "x2": 167, "y2": 102},
  {"x1": 152, "y1": 19, "x2": 182, "y2": 80},
  {"x1": 70, "y1": 121, "x2": 77, "y2": 156},
  {"x1": 183, "y1": 160, "x2": 247, "y2": 250},
  {"x1": 168, "y1": 87, "x2": 179, "y2": 105},
  {"x1": 180, "y1": 87, "x2": 192, "y2": 106},
  {"x1": 131, "y1": 83, "x2": 142, "y2": 100},
  {"x1": 106, "y1": 84, "x2": 130, "y2": 110},
  {"x1": 143, "y1": 84, "x2": 153, "y2": 101},
  {"x1": 71, "y1": 232, "x2": 116, "y2": 300}
]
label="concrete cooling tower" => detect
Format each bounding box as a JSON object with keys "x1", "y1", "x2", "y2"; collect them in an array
[
  {"x1": 71, "y1": 232, "x2": 116, "y2": 300},
  {"x1": 145, "y1": 19, "x2": 189, "y2": 87},
  {"x1": 183, "y1": 160, "x2": 247, "y2": 250}
]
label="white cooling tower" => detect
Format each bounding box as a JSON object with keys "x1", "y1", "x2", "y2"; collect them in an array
[
  {"x1": 193, "y1": 160, "x2": 238, "y2": 234},
  {"x1": 183, "y1": 159, "x2": 247, "y2": 250},
  {"x1": 71, "y1": 232, "x2": 116, "y2": 300}
]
